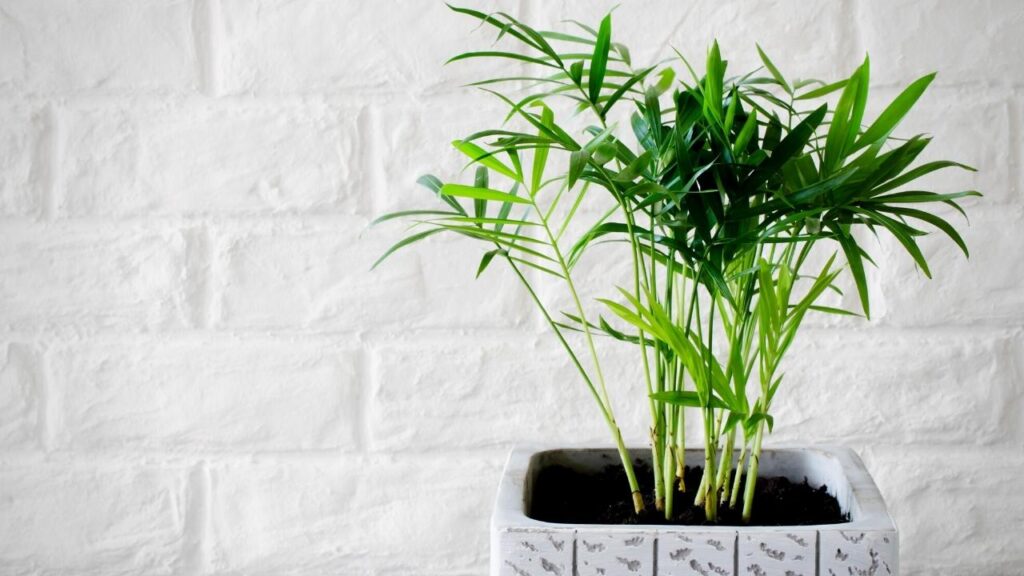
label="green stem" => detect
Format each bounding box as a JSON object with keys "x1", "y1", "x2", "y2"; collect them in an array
[
  {"x1": 742, "y1": 420, "x2": 765, "y2": 523},
  {"x1": 702, "y1": 408, "x2": 718, "y2": 522},
  {"x1": 529, "y1": 197, "x2": 645, "y2": 514},
  {"x1": 729, "y1": 440, "x2": 747, "y2": 509},
  {"x1": 675, "y1": 405, "x2": 686, "y2": 491},
  {"x1": 718, "y1": 428, "x2": 736, "y2": 505},
  {"x1": 694, "y1": 466, "x2": 708, "y2": 506},
  {"x1": 662, "y1": 439, "x2": 675, "y2": 519}
]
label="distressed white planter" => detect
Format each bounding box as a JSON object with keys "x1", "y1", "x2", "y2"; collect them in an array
[{"x1": 491, "y1": 446, "x2": 897, "y2": 576}]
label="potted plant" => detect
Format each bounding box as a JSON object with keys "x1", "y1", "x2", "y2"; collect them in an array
[{"x1": 373, "y1": 7, "x2": 978, "y2": 575}]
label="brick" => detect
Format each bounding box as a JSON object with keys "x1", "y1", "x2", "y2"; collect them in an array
[
  {"x1": 219, "y1": 0, "x2": 521, "y2": 95},
  {"x1": 856, "y1": 0, "x2": 1024, "y2": 86},
  {"x1": 861, "y1": 446, "x2": 1024, "y2": 573},
  {"x1": 0, "y1": 0, "x2": 196, "y2": 95},
  {"x1": 0, "y1": 223, "x2": 194, "y2": 333},
  {"x1": 0, "y1": 104, "x2": 43, "y2": 216},
  {"x1": 0, "y1": 343, "x2": 41, "y2": 451},
  {"x1": 49, "y1": 337, "x2": 359, "y2": 452},
  {"x1": 767, "y1": 328, "x2": 1017, "y2": 445},
  {"x1": 212, "y1": 219, "x2": 531, "y2": 330},
  {"x1": 874, "y1": 206, "x2": 1024, "y2": 327},
  {"x1": 208, "y1": 455, "x2": 500, "y2": 574},
  {"x1": 61, "y1": 102, "x2": 361, "y2": 216},
  {"x1": 0, "y1": 462, "x2": 188, "y2": 574},
  {"x1": 369, "y1": 335, "x2": 649, "y2": 451}
]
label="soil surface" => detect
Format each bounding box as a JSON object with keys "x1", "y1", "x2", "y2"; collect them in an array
[{"x1": 529, "y1": 459, "x2": 848, "y2": 526}]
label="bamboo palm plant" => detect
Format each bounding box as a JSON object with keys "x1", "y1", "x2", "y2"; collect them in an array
[{"x1": 372, "y1": 6, "x2": 978, "y2": 523}]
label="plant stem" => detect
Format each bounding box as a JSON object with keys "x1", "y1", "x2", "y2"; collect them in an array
[
  {"x1": 702, "y1": 408, "x2": 718, "y2": 522},
  {"x1": 729, "y1": 440, "x2": 747, "y2": 509},
  {"x1": 530, "y1": 196, "x2": 645, "y2": 514},
  {"x1": 589, "y1": 166, "x2": 663, "y2": 514},
  {"x1": 662, "y1": 438, "x2": 675, "y2": 519},
  {"x1": 675, "y1": 407, "x2": 686, "y2": 491},
  {"x1": 718, "y1": 428, "x2": 736, "y2": 505},
  {"x1": 693, "y1": 467, "x2": 707, "y2": 506},
  {"x1": 742, "y1": 420, "x2": 765, "y2": 523}
]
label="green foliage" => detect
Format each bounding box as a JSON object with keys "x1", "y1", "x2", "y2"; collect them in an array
[{"x1": 372, "y1": 6, "x2": 979, "y2": 522}]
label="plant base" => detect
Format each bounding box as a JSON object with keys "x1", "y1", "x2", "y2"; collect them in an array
[{"x1": 491, "y1": 446, "x2": 898, "y2": 576}]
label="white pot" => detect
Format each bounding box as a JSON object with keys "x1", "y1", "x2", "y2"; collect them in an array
[{"x1": 491, "y1": 446, "x2": 897, "y2": 576}]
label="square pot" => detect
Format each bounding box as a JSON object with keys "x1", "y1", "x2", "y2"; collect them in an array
[{"x1": 491, "y1": 446, "x2": 897, "y2": 576}]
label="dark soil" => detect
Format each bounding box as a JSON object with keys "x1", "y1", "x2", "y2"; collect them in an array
[{"x1": 529, "y1": 459, "x2": 848, "y2": 526}]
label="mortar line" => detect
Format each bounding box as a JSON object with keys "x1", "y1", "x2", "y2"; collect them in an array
[
  {"x1": 179, "y1": 460, "x2": 213, "y2": 574},
  {"x1": 192, "y1": 0, "x2": 224, "y2": 97},
  {"x1": 359, "y1": 105, "x2": 383, "y2": 219},
  {"x1": 1007, "y1": 88, "x2": 1021, "y2": 204},
  {"x1": 358, "y1": 343, "x2": 376, "y2": 455},
  {"x1": 37, "y1": 104, "x2": 62, "y2": 221},
  {"x1": 37, "y1": 343, "x2": 57, "y2": 453},
  {"x1": 181, "y1": 224, "x2": 213, "y2": 330}
]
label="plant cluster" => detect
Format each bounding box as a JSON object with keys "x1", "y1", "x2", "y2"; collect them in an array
[{"x1": 373, "y1": 6, "x2": 977, "y2": 522}]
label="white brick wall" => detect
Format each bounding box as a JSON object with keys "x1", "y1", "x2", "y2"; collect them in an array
[{"x1": 0, "y1": 1, "x2": 1020, "y2": 575}]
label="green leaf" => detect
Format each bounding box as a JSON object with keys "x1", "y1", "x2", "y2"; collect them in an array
[
  {"x1": 653, "y1": 67, "x2": 676, "y2": 96},
  {"x1": 831, "y1": 223, "x2": 871, "y2": 318},
  {"x1": 733, "y1": 109, "x2": 758, "y2": 155},
  {"x1": 372, "y1": 228, "x2": 447, "y2": 270},
  {"x1": 795, "y1": 78, "x2": 848, "y2": 100},
  {"x1": 601, "y1": 66, "x2": 655, "y2": 118},
  {"x1": 878, "y1": 206, "x2": 971, "y2": 256},
  {"x1": 540, "y1": 30, "x2": 595, "y2": 45},
  {"x1": 556, "y1": 182, "x2": 593, "y2": 242},
  {"x1": 746, "y1": 412, "x2": 775, "y2": 433},
  {"x1": 847, "y1": 56, "x2": 871, "y2": 152},
  {"x1": 870, "y1": 160, "x2": 976, "y2": 195},
  {"x1": 823, "y1": 58, "x2": 868, "y2": 175},
  {"x1": 853, "y1": 72, "x2": 936, "y2": 152},
  {"x1": 613, "y1": 42, "x2": 631, "y2": 66},
  {"x1": 756, "y1": 44, "x2": 790, "y2": 94},
  {"x1": 530, "y1": 105, "x2": 554, "y2": 194},
  {"x1": 453, "y1": 140, "x2": 521, "y2": 182},
  {"x1": 434, "y1": 215, "x2": 537, "y2": 228},
  {"x1": 569, "y1": 60, "x2": 584, "y2": 86},
  {"x1": 704, "y1": 40, "x2": 724, "y2": 122},
  {"x1": 473, "y1": 167, "x2": 488, "y2": 219},
  {"x1": 856, "y1": 207, "x2": 933, "y2": 277},
  {"x1": 510, "y1": 256, "x2": 564, "y2": 279},
  {"x1": 806, "y1": 305, "x2": 860, "y2": 317},
  {"x1": 417, "y1": 174, "x2": 467, "y2": 215},
  {"x1": 650, "y1": 390, "x2": 728, "y2": 410},
  {"x1": 440, "y1": 183, "x2": 531, "y2": 204},
  {"x1": 568, "y1": 149, "x2": 590, "y2": 189},
  {"x1": 371, "y1": 209, "x2": 455, "y2": 226},
  {"x1": 744, "y1": 105, "x2": 827, "y2": 192},
  {"x1": 588, "y1": 14, "x2": 612, "y2": 104},
  {"x1": 479, "y1": 88, "x2": 581, "y2": 150},
  {"x1": 447, "y1": 50, "x2": 560, "y2": 69},
  {"x1": 476, "y1": 249, "x2": 500, "y2": 278},
  {"x1": 493, "y1": 192, "x2": 516, "y2": 234}
]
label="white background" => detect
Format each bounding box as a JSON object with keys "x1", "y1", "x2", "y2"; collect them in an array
[{"x1": 0, "y1": 1, "x2": 1021, "y2": 575}]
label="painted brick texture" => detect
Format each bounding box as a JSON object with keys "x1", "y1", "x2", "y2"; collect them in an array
[{"x1": 0, "y1": 1, "x2": 1021, "y2": 575}]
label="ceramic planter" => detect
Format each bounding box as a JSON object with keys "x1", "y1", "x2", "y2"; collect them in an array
[{"x1": 491, "y1": 446, "x2": 897, "y2": 576}]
